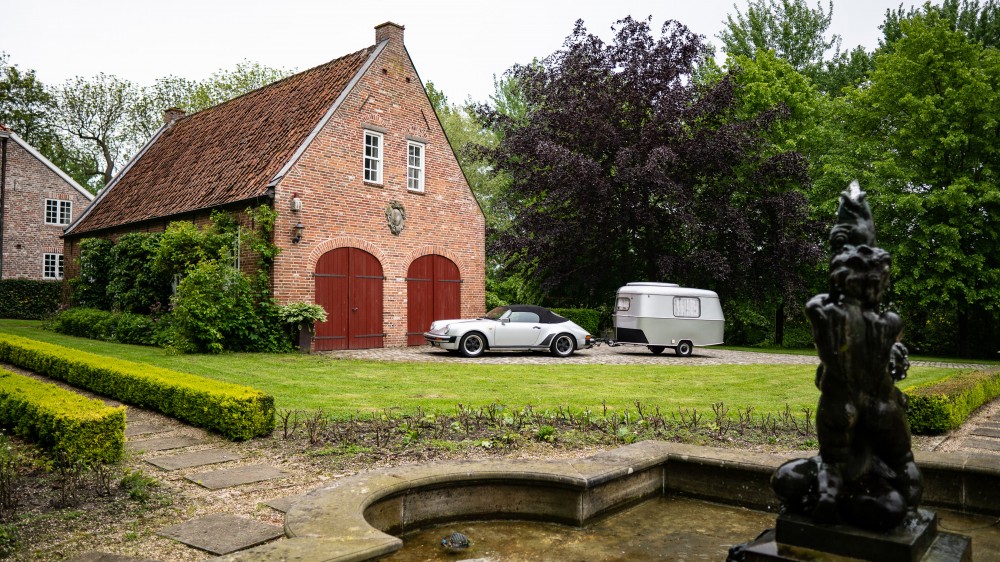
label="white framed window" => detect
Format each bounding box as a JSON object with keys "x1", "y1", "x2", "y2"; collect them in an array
[
  {"x1": 407, "y1": 141, "x2": 425, "y2": 192},
  {"x1": 616, "y1": 297, "x2": 631, "y2": 311},
  {"x1": 43, "y1": 253, "x2": 64, "y2": 280},
  {"x1": 673, "y1": 297, "x2": 701, "y2": 318},
  {"x1": 45, "y1": 199, "x2": 73, "y2": 225},
  {"x1": 363, "y1": 130, "x2": 383, "y2": 184}
]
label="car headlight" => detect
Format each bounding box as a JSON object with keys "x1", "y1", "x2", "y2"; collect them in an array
[{"x1": 429, "y1": 324, "x2": 450, "y2": 335}]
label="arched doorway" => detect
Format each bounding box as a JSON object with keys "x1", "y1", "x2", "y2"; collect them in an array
[
  {"x1": 406, "y1": 254, "x2": 461, "y2": 346},
  {"x1": 314, "y1": 248, "x2": 384, "y2": 351}
]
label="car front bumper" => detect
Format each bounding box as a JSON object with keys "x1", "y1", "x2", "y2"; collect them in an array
[{"x1": 424, "y1": 333, "x2": 459, "y2": 350}]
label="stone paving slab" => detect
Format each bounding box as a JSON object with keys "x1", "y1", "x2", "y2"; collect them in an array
[
  {"x1": 157, "y1": 514, "x2": 283, "y2": 555},
  {"x1": 263, "y1": 493, "x2": 308, "y2": 513},
  {"x1": 146, "y1": 448, "x2": 242, "y2": 471},
  {"x1": 971, "y1": 427, "x2": 1000, "y2": 439},
  {"x1": 66, "y1": 553, "x2": 159, "y2": 562},
  {"x1": 186, "y1": 464, "x2": 288, "y2": 490},
  {"x1": 965, "y1": 438, "x2": 1000, "y2": 452},
  {"x1": 124, "y1": 422, "x2": 173, "y2": 438},
  {"x1": 126, "y1": 436, "x2": 204, "y2": 453},
  {"x1": 978, "y1": 420, "x2": 1000, "y2": 430}
]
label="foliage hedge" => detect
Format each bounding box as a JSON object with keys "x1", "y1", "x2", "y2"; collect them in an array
[
  {"x1": 0, "y1": 280, "x2": 62, "y2": 320},
  {"x1": 904, "y1": 370, "x2": 1000, "y2": 434},
  {"x1": 551, "y1": 308, "x2": 601, "y2": 336},
  {"x1": 50, "y1": 307, "x2": 159, "y2": 345},
  {"x1": 0, "y1": 368, "x2": 125, "y2": 464},
  {"x1": 0, "y1": 334, "x2": 274, "y2": 441}
]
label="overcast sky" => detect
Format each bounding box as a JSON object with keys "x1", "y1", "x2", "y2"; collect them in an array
[{"x1": 4, "y1": 0, "x2": 920, "y2": 104}]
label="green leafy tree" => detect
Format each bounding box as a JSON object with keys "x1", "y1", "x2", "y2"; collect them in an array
[
  {"x1": 718, "y1": 0, "x2": 841, "y2": 78},
  {"x1": 0, "y1": 54, "x2": 96, "y2": 187},
  {"x1": 844, "y1": 8, "x2": 1000, "y2": 356},
  {"x1": 881, "y1": 0, "x2": 1000, "y2": 49},
  {"x1": 51, "y1": 73, "x2": 145, "y2": 188}
]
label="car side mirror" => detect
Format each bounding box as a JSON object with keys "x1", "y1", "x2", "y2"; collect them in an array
[{"x1": 500, "y1": 317, "x2": 510, "y2": 324}]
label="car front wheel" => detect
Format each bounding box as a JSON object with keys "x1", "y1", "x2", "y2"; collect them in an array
[
  {"x1": 459, "y1": 332, "x2": 487, "y2": 358},
  {"x1": 675, "y1": 340, "x2": 693, "y2": 357},
  {"x1": 551, "y1": 333, "x2": 576, "y2": 357}
]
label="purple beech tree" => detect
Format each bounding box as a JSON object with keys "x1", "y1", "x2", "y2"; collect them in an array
[{"x1": 475, "y1": 17, "x2": 820, "y2": 312}]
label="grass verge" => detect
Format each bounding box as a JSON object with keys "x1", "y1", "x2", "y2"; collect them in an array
[{"x1": 0, "y1": 320, "x2": 961, "y2": 419}]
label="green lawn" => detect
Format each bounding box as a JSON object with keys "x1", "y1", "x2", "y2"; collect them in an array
[{"x1": 0, "y1": 319, "x2": 963, "y2": 418}]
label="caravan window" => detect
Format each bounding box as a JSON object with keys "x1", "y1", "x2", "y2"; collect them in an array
[
  {"x1": 673, "y1": 297, "x2": 700, "y2": 318},
  {"x1": 616, "y1": 297, "x2": 631, "y2": 311}
]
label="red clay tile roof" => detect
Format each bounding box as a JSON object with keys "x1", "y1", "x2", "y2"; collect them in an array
[{"x1": 68, "y1": 45, "x2": 378, "y2": 235}]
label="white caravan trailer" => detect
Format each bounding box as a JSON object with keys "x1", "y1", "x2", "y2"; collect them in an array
[{"x1": 611, "y1": 282, "x2": 725, "y2": 356}]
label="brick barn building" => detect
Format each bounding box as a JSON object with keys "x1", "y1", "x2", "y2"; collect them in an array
[
  {"x1": 0, "y1": 126, "x2": 94, "y2": 281},
  {"x1": 63, "y1": 22, "x2": 486, "y2": 349}
]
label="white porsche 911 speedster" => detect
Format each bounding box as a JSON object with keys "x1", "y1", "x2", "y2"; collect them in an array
[{"x1": 423, "y1": 305, "x2": 593, "y2": 358}]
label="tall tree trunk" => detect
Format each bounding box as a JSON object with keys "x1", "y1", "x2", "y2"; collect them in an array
[{"x1": 774, "y1": 299, "x2": 785, "y2": 347}]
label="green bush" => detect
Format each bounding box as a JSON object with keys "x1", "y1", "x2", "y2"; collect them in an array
[
  {"x1": 551, "y1": 308, "x2": 601, "y2": 336},
  {"x1": 107, "y1": 233, "x2": 172, "y2": 314},
  {"x1": 0, "y1": 334, "x2": 274, "y2": 441},
  {"x1": 0, "y1": 280, "x2": 62, "y2": 320},
  {"x1": 71, "y1": 238, "x2": 115, "y2": 310},
  {"x1": 50, "y1": 308, "x2": 157, "y2": 346},
  {"x1": 171, "y1": 261, "x2": 289, "y2": 353},
  {"x1": 0, "y1": 368, "x2": 125, "y2": 464},
  {"x1": 905, "y1": 370, "x2": 1000, "y2": 434},
  {"x1": 50, "y1": 308, "x2": 117, "y2": 340}
]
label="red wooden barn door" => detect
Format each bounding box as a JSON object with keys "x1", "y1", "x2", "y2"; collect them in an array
[
  {"x1": 314, "y1": 248, "x2": 384, "y2": 351},
  {"x1": 406, "y1": 255, "x2": 461, "y2": 346}
]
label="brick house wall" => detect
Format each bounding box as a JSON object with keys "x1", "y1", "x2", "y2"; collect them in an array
[
  {"x1": 272, "y1": 23, "x2": 485, "y2": 347},
  {"x1": 1, "y1": 131, "x2": 93, "y2": 281}
]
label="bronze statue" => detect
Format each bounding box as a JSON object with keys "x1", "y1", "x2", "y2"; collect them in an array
[{"x1": 771, "y1": 182, "x2": 922, "y2": 532}]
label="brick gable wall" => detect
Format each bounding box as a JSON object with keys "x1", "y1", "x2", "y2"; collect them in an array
[
  {"x1": 2, "y1": 140, "x2": 92, "y2": 281},
  {"x1": 272, "y1": 29, "x2": 486, "y2": 347}
]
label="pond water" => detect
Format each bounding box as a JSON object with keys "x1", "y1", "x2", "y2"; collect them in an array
[
  {"x1": 383, "y1": 496, "x2": 774, "y2": 562},
  {"x1": 384, "y1": 496, "x2": 1000, "y2": 562}
]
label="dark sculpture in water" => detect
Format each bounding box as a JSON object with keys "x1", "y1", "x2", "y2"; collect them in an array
[{"x1": 771, "y1": 182, "x2": 922, "y2": 532}]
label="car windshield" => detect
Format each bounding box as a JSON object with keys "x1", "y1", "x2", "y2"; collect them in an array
[{"x1": 484, "y1": 306, "x2": 510, "y2": 320}]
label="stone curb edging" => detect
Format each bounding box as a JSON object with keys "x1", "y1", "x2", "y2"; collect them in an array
[{"x1": 209, "y1": 442, "x2": 1000, "y2": 561}]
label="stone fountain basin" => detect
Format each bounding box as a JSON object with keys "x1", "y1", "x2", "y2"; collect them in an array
[{"x1": 212, "y1": 441, "x2": 1000, "y2": 561}]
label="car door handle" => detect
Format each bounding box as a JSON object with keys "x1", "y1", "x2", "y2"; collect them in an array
[
  {"x1": 533, "y1": 326, "x2": 542, "y2": 329},
  {"x1": 352, "y1": 308, "x2": 359, "y2": 312}
]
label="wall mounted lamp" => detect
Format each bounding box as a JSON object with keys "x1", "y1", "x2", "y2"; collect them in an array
[
  {"x1": 291, "y1": 192, "x2": 302, "y2": 212},
  {"x1": 292, "y1": 222, "x2": 305, "y2": 243}
]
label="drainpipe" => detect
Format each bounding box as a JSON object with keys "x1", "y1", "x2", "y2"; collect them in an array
[{"x1": 0, "y1": 130, "x2": 8, "y2": 280}]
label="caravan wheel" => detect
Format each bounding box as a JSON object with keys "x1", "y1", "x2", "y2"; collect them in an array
[{"x1": 675, "y1": 341, "x2": 693, "y2": 357}]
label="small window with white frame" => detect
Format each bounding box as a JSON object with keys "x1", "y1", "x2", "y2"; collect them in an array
[
  {"x1": 43, "y1": 253, "x2": 64, "y2": 280},
  {"x1": 673, "y1": 297, "x2": 701, "y2": 318},
  {"x1": 616, "y1": 297, "x2": 631, "y2": 311},
  {"x1": 45, "y1": 199, "x2": 73, "y2": 225},
  {"x1": 363, "y1": 130, "x2": 383, "y2": 184},
  {"x1": 407, "y1": 141, "x2": 425, "y2": 192}
]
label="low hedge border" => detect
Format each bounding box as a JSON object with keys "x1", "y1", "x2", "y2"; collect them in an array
[
  {"x1": 905, "y1": 369, "x2": 1000, "y2": 434},
  {"x1": 551, "y1": 308, "x2": 601, "y2": 336},
  {"x1": 0, "y1": 334, "x2": 274, "y2": 441},
  {"x1": 0, "y1": 368, "x2": 125, "y2": 464}
]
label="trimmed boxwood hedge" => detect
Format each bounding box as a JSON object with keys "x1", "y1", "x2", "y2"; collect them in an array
[
  {"x1": 0, "y1": 334, "x2": 274, "y2": 441},
  {"x1": 552, "y1": 308, "x2": 601, "y2": 336},
  {"x1": 0, "y1": 279, "x2": 62, "y2": 320},
  {"x1": 0, "y1": 368, "x2": 125, "y2": 464},
  {"x1": 905, "y1": 370, "x2": 1000, "y2": 434}
]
